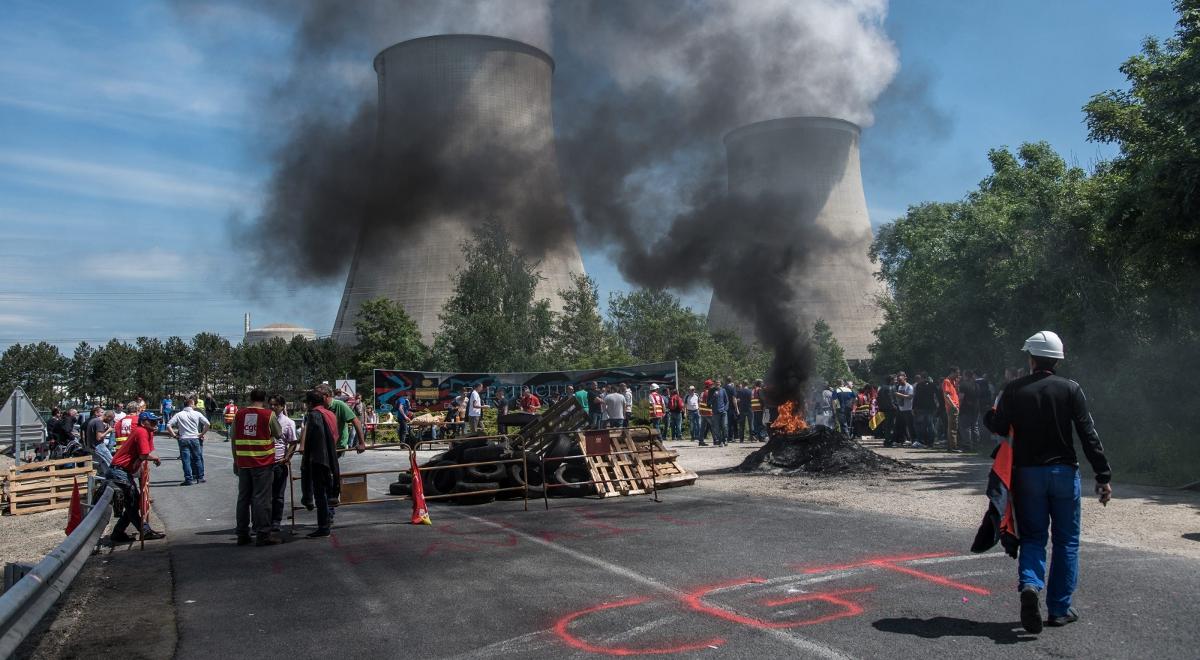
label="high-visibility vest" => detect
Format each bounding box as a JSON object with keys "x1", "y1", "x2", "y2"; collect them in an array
[
  {"x1": 699, "y1": 391, "x2": 712, "y2": 417},
  {"x1": 223, "y1": 404, "x2": 238, "y2": 424},
  {"x1": 114, "y1": 415, "x2": 135, "y2": 447},
  {"x1": 751, "y1": 388, "x2": 763, "y2": 413},
  {"x1": 232, "y1": 407, "x2": 274, "y2": 469},
  {"x1": 649, "y1": 393, "x2": 665, "y2": 418}
]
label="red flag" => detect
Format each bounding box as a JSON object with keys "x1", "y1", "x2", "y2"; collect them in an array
[
  {"x1": 64, "y1": 477, "x2": 82, "y2": 535},
  {"x1": 139, "y1": 463, "x2": 151, "y2": 521},
  {"x1": 409, "y1": 452, "x2": 432, "y2": 525}
]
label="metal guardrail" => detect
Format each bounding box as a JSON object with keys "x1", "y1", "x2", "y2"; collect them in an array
[{"x1": 0, "y1": 488, "x2": 112, "y2": 657}]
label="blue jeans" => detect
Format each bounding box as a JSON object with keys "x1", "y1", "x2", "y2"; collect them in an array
[
  {"x1": 590, "y1": 412, "x2": 604, "y2": 430},
  {"x1": 688, "y1": 411, "x2": 701, "y2": 440},
  {"x1": 711, "y1": 411, "x2": 727, "y2": 445},
  {"x1": 1014, "y1": 465, "x2": 1081, "y2": 617},
  {"x1": 92, "y1": 442, "x2": 113, "y2": 475},
  {"x1": 668, "y1": 412, "x2": 683, "y2": 440},
  {"x1": 178, "y1": 437, "x2": 204, "y2": 482}
]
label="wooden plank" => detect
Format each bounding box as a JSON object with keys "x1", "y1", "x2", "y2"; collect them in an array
[
  {"x1": 8, "y1": 480, "x2": 83, "y2": 495},
  {"x1": 9, "y1": 500, "x2": 71, "y2": 515},
  {"x1": 6, "y1": 465, "x2": 93, "y2": 483},
  {"x1": 8, "y1": 455, "x2": 88, "y2": 473}
]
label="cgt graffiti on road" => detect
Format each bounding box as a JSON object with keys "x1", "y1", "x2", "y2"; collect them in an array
[{"x1": 553, "y1": 551, "x2": 994, "y2": 656}]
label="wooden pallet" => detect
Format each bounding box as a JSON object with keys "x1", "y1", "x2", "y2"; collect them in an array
[
  {"x1": 516, "y1": 396, "x2": 589, "y2": 454},
  {"x1": 4, "y1": 456, "x2": 93, "y2": 515},
  {"x1": 577, "y1": 429, "x2": 650, "y2": 497},
  {"x1": 623, "y1": 429, "x2": 698, "y2": 488}
]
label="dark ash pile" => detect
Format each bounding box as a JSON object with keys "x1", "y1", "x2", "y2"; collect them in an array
[{"x1": 735, "y1": 425, "x2": 915, "y2": 476}]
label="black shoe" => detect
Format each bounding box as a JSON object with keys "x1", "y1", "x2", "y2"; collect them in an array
[
  {"x1": 140, "y1": 529, "x2": 166, "y2": 541},
  {"x1": 1020, "y1": 586, "x2": 1043, "y2": 634},
  {"x1": 236, "y1": 535, "x2": 253, "y2": 546},
  {"x1": 1046, "y1": 608, "x2": 1079, "y2": 627},
  {"x1": 110, "y1": 531, "x2": 135, "y2": 544},
  {"x1": 301, "y1": 498, "x2": 314, "y2": 511},
  {"x1": 198, "y1": 478, "x2": 207, "y2": 483},
  {"x1": 180, "y1": 480, "x2": 194, "y2": 486},
  {"x1": 256, "y1": 533, "x2": 283, "y2": 546},
  {"x1": 306, "y1": 529, "x2": 331, "y2": 538}
]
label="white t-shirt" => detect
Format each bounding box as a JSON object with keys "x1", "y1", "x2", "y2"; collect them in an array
[
  {"x1": 623, "y1": 389, "x2": 633, "y2": 413},
  {"x1": 897, "y1": 383, "x2": 915, "y2": 411},
  {"x1": 468, "y1": 390, "x2": 482, "y2": 418},
  {"x1": 604, "y1": 393, "x2": 627, "y2": 420},
  {"x1": 685, "y1": 393, "x2": 700, "y2": 411}
]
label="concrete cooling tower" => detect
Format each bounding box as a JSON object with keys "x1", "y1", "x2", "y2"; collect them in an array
[
  {"x1": 331, "y1": 35, "x2": 586, "y2": 345},
  {"x1": 707, "y1": 117, "x2": 884, "y2": 361}
]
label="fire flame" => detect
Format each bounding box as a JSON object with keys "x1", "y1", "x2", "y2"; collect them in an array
[{"x1": 770, "y1": 401, "x2": 808, "y2": 435}]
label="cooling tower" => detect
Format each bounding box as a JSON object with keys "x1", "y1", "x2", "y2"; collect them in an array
[
  {"x1": 331, "y1": 35, "x2": 586, "y2": 345},
  {"x1": 707, "y1": 117, "x2": 884, "y2": 361}
]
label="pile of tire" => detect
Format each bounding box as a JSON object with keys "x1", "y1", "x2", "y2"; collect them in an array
[{"x1": 388, "y1": 435, "x2": 595, "y2": 505}]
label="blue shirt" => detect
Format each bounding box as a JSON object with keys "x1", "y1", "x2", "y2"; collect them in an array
[{"x1": 712, "y1": 387, "x2": 729, "y2": 414}]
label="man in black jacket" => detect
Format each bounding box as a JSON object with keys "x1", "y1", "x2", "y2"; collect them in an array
[{"x1": 985, "y1": 330, "x2": 1112, "y2": 634}]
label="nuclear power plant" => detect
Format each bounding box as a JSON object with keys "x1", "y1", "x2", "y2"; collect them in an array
[
  {"x1": 707, "y1": 117, "x2": 884, "y2": 361},
  {"x1": 331, "y1": 35, "x2": 586, "y2": 345}
]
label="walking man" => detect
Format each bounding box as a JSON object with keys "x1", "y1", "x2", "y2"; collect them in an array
[
  {"x1": 984, "y1": 330, "x2": 1112, "y2": 633},
  {"x1": 167, "y1": 397, "x2": 209, "y2": 485},
  {"x1": 231, "y1": 389, "x2": 283, "y2": 546}
]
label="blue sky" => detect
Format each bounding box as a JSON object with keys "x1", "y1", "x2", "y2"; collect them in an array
[{"x1": 0, "y1": 0, "x2": 1178, "y2": 350}]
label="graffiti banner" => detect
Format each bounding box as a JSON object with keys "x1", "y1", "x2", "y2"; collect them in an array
[{"x1": 373, "y1": 362, "x2": 678, "y2": 412}]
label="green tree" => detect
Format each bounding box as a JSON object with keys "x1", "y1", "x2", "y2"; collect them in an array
[
  {"x1": 92, "y1": 339, "x2": 138, "y2": 404},
  {"x1": 67, "y1": 341, "x2": 95, "y2": 402},
  {"x1": 134, "y1": 337, "x2": 169, "y2": 401},
  {"x1": 353, "y1": 298, "x2": 427, "y2": 381},
  {"x1": 433, "y1": 220, "x2": 553, "y2": 372},
  {"x1": 811, "y1": 320, "x2": 852, "y2": 385},
  {"x1": 164, "y1": 336, "x2": 190, "y2": 397},
  {"x1": 189, "y1": 332, "x2": 232, "y2": 396},
  {"x1": 606, "y1": 289, "x2": 706, "y2": 364},
  {"x1": 548, "y1": 274, "x2": 631, "y2": 369},
  {"x1": 0, "y1": 342, "x2": 68, "y2": 408}
]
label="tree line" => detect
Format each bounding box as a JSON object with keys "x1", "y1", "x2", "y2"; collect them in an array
[
  {"x1": 868, "y1": 3, "x2": 1199, "y2": 484},
  {"x1": 2, "y1": 219, "x2": 818, "y2": 411}
]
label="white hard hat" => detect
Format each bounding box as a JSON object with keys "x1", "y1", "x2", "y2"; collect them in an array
[
  {"x1": 1022, "y1": 330, "x2": 1065, "y2": 359},
  {"x1": 650, "y1": 384, "x2": 660, "y2": 390}
]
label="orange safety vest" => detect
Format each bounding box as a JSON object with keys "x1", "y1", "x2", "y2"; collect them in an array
[
  {"x1": 223, "y1": 404, "x2": 238, "y2": 424},
  {"x1": 649, "y1": 392, "x2": 665, "y2": 418},
  {"x1": 751, "y1": 388, "x2": 763, "y2": 413},
  {"x1": 114, "y1": 415, "x2": 135, "y2": 447},
  {"x1": 232, "y1": 406, "x2": 274, "y2": 469},
  {"x1": 699, "y1": 391, "x2": 712, "y2": 417}
]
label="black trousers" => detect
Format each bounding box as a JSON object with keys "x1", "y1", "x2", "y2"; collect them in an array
[
  {"x1": 891, "y1": 410, "x2": 914, "y2": 445},
  {"x1": 271, "y1": 462, "x2": 289, "y2": 526},
  {"x1": 108, "y1": 467, "x2": 143, "y2": 535}
]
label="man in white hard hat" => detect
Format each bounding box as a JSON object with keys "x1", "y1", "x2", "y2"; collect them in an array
[{"x1": 985, "y1": 330, "x2": 1112, "y2": 634}]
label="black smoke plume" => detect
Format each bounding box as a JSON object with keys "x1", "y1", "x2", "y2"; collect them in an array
[{"x1": 176, "y1": 0, "x2": 909, "y2": 402}]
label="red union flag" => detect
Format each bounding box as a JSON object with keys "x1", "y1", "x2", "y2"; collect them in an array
[{"x1": 410, "y1": 452, "x2": 432, "y2": 525}]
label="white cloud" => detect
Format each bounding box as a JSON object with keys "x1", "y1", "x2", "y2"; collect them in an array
[
  {"x1": 0, "y1": 151, "x2": 257, "y2": 210},
  {"x1": 79, "y1": 251, "x2": 189, "y2": 282}
]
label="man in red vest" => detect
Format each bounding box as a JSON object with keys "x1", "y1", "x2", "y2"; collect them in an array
[
  {"x1": 231, "y1": 389, "x2": 283, "y2": 546},
  {"x1": 223, "y1": 400, "x2": 239, "y2": 442},
  {"x1": 647, "y1": 384, "x2": 667, "y2": 436}
]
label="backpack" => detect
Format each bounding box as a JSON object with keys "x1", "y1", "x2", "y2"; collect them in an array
[{"x1": 669, "y1": 395, "x2": 684, "y2": 413}]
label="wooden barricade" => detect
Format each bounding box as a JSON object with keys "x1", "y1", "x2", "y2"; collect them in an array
[
  {"x1": 4, "y1": 456, "x2": 94, "y2": 515},
  {"x1": 575, "y1": 427, "x2": 697, "y2": 498},
  {"x1": 516, "y1": 397, "x2": 589, "y2": 454}
]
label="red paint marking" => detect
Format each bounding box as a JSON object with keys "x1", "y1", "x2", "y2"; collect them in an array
[
  {"x1": 552, "y1": 597, "x2": 724, "y2": 656},
  {"x1": 654, "y1": 515, "x2": 707, "y2": 527},
  {"x1": 797, "y1": 551, "x2": 952, "y2": 573},
  {"x1": 329, "y1": 532, "x2": 344, "y2": 548},
  {"x1": 795, "y1": 552, "x2": 990, "y2": 595},
  {"x1": 682, "y1": 578, "x2": 872, "y2": 629},
  {"x1": 538, "y1": 529, "x2": 588, "y2": 543}
]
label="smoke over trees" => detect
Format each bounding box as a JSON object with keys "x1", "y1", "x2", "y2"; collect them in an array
[{"x1": 172, "y1": 0, "x2": 904, "y2": 402}]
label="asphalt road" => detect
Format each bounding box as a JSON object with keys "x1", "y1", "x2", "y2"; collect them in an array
[{"x1": 142, "y1": 434, "x2": 1198, "y2": 659}]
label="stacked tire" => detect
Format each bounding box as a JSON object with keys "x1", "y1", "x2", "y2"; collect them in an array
[{"x1": 388, "y1": 434, "x2": 595, "y2": 505}]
